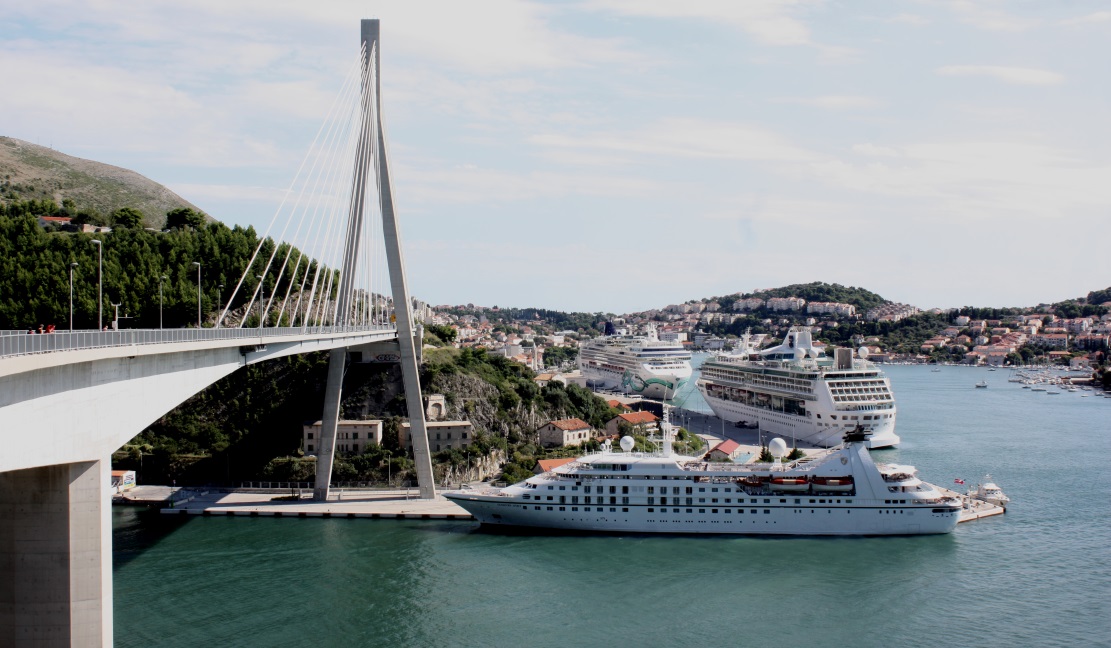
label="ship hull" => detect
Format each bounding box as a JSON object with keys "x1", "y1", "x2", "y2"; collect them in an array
[
  {"x1": 444, "y1": 493, "x2": 959, "y2": 536},
  {"x1": 699, "y1": 388, "x2": 901, "y2": 449},
  {"x1": 581, "y1": 364, "x2": 691, "y2": 400}
]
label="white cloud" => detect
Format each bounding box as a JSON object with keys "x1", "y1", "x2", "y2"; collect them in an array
[
  {"x1": 1060, "y1": 11, "x2": 1111, "y2": 26},
  {"x1": 584, "y1": 0, "x2": 815, "y2": 46},
  {"x1": 531, "y1": 119, "x2": 822, "y2": 163},
  {"x1": 887, "y1": 13, "x2": 931, "y2": 26},
  {"x1": 852, "y1": 143, "x2": 900, "y2": 157},
  {"x1": 936, "y1": 65, "x2": 1064, "y2": 85},
  {"x1": 944, "y1": 1, "x2": 1037, "y2": 32},
  {"x1": 788, "y1": 95, "x2": 883, "y2": 109}
]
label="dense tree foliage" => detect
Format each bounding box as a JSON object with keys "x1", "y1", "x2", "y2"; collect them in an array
[
  {"x1": 439, "y1": 305, "x2": 610, "y2": 335},
  {"x1": 111, "y1": 207, "x2": 144, "y2": 229},
  {"x1": 1087, "y1": 287, "x2": 1111, "y2": 306},
  {"x1": 165, "y1": 207, "x2": 206, "y2": 230},
  {"x1": 425, "y1": 324, "x2": 457, "y2": 344},
  {"x1": 0, "y1": 213, "x2": 330, "y2": 329},
  {"x1": 712, "y1": 282, "x2": 888, "y2": 312},
  {"x1": 542, "y1": 345, "x2": 576, "y2": 367}
]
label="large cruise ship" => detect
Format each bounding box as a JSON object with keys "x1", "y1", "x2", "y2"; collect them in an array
[
  {"x1": 578, "y1": 325, "x2": 692, "y2": 399},
  {"x1": 445, "y1": 422, "x2": 961, "y2": 536},
  {"x1": 696, "y1": 328, "x2": 900, "y2": 449}
]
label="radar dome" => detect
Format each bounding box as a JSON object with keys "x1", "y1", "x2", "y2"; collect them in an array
[
  {"x1": 768, "y1": 437, "x2": 788, "y2": 458},
  {"x1": 620, "y1": 436, "x2": 635, "y2": 452},
  {"x1": 794, "y1": 347, "x2": 805, "y2": 359},
  {"x1": 858, "y1": 346, "x2": 870, "y2": 358},
  {"x1": 808, "y1": 348, "x2": 820, "y2": 359}
]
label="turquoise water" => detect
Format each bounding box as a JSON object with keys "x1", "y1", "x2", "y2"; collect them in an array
[{"x1": 114, "y1": 366, "x2": 1111, "y2": 647}]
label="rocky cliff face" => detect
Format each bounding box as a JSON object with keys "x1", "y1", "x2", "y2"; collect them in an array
[
  {"x1": 428, "y1": 371, "x2": 548, "y2": 444},
  {"x1": 436, "y1": 449, "x2": 507, "y2": 485}
]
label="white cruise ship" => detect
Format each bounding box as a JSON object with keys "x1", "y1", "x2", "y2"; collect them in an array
[
  {"x1": 696, "y1": 328, "x2": 900, "y2": 449},
  {"x1": 445, "y1": 422, "x2": 960, "y2": 536},
  {"x1": 578, "y1": 325, "x2": 692, "y2": 399}
]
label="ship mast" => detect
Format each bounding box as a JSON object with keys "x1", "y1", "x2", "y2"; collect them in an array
[{"x1": 661, "y1": 403, "x2": 674, "y2": 457}]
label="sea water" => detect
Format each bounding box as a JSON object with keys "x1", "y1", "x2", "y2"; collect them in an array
[{"x1": 114, "y1": 365, "x2": 1111, "y2": 647}]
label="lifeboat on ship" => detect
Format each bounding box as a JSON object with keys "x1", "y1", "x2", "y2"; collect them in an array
[
  {"x1": 738, "y1": 475, "x2": 770, "y2": 489},
  {"x1": 768, "y1": 476, "x2": 810, "y2": 492},
  {"x1": 810, "y1": 476, "x2": 854, "y2": 492}
]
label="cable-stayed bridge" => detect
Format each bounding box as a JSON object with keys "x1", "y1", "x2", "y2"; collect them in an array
[{"x1": 0, "y1": 20, "x2": 434, "y2": 647}]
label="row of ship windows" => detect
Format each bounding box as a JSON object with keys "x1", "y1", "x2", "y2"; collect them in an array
[
  {"x1": 701, "y1": 371, "x2": 815, "y2": 394},
  {"x1": 525, "y1": 507, "x2": 922, "y2": 516},
  {"x1": 526, "y1": 493, "x2": 854, "y2": 505},
  {"x1": 815, "y1": 413, "x2": 892, "y2": 421}
]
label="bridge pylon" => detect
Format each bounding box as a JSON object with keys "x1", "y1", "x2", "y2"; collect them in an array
[{"x1": 313, "y1": 19, "x2": 437, "y2": 501}]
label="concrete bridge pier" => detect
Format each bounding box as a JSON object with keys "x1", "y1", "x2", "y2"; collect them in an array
[{"x1": 1, "y1": 459, "x2": 113, "y2": 647}]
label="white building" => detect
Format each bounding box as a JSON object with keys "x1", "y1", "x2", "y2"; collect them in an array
[
  {"x1": 400, "y1": 421, "x2": 475, "y2": 453},
  {"x1": 303, "y1": 420, "x2": 384, "y2": 455},
  {"x1": 538, "y1": 418, "x2": 594, "y2": 448},
  {"x1": 767, "y1": 297, "x2": 806, "y2": 312}
]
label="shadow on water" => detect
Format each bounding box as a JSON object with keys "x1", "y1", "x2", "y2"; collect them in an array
[{"x1": 112, "y1": 506, "x2": 193, "y2": 569}]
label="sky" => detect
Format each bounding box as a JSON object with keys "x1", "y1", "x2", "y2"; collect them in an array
[{"x1": 3, "y1": 1, "x2": 1109, "y2": 314}]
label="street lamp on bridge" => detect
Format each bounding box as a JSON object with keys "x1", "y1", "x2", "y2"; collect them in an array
[
  {"x1": 68, "y1": 262, "x2": 78, "y2": 331},
  {"x1": 90, "y1": 239, "x2": 102, "y2": 330},
  {"x1": 191, "y1": 262, "x2": 201, "y2": 328},
  {"x1": 159, "y1": 275, "x2": 168, "y2": 329},
  {"x1": 256, "y1": 275, "x2": 265, "y2": 328}
]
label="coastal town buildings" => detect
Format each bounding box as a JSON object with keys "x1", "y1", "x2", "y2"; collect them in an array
[{"x1": 538, "y1": 418, "x2": 594, "y2": 448}]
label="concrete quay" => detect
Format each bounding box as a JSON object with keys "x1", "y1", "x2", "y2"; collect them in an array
[
  {"x1": 933, "y1": 485, "x2": 1007, "y2": 523},
  {"x1": 159, "y1": 488, "x2": 474, "y2": 520}
]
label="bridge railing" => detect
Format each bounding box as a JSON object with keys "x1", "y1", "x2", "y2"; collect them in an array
[{"x1": 0, "y1": 325, "x2": 396, "y2": 360}]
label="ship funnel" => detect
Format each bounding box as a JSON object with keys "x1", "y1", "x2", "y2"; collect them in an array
[{"x1": 834, "y1": 347, "x2": 853, "y2": 369}]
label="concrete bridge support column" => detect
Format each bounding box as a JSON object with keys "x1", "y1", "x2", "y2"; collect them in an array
[
  {"x1": 0, "y1": 459, "x2": 113, "y2": 647},
  {"x1": 313, "y1": 348, "x2": 348, "y2": 501}
]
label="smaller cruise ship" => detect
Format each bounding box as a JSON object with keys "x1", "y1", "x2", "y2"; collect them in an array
[
  {"x1": 578, "y1": 324, "x2": 692, "y2": 400},
  {"x1": 445, "y1": 413, "x2": 961, "y2": 536},
  {"x1": 697, "y1": 328, "x2": 900, "y2": 449}
]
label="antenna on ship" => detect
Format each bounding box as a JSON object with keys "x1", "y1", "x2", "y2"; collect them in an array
[{"x1": 661, "y1": 402, "x2": 674, "y2": 457}]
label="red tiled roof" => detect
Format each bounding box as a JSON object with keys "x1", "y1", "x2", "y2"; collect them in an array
[
  {"x1": 548, "y1": 418, "x2": 591, "y2": 431},
  {"x1": 537, "y1": 458, "x2": 576, "y2": 472},
  {"x1": 710, "y1": 439, "x2": 740, "y2": 455},
  {"x1": 619, "y1": 411, "x2": 658, "y2": 424}
]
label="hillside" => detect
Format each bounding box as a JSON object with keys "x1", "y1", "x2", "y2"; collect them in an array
[{"x1": 0, "y1": 136, "x2": 201, "y2": 228}]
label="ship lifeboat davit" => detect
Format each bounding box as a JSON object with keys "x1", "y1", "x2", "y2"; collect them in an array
[
  {"x1": 810, "y1": 476, "x2": 854, "y2": 492},
  {"x1": 769, "y1": 476, "x2": 810, "y2": 492}
]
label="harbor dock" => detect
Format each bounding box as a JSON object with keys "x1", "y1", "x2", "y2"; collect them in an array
[
  {"x1": 158, "y1": 488, "x2": 474, "y2": 519},
  {"x1": 153, "y1": 484, "x2": 1004, "y2": 525}
]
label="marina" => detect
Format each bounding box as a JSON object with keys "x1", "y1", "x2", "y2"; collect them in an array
[{"x1": 111, "y1": 358, "x2": 1106, "y2": 648}]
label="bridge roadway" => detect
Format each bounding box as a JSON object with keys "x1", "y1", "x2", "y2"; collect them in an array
[{"x1": 0, "y1": 325, "x2": 399, "y2": 646}]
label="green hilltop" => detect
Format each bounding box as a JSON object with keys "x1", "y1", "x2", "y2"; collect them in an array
[{"x1": 0, "y1": 136, "x2": 202, "y2": 229}]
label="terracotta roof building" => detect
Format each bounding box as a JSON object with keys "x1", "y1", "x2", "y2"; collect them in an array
[
  {"x1": 605, "y1": 410, "x2": 660, "y2": 436},
  {"x1": 538, "y1": 418, "x2": 594, "y2": 448}
]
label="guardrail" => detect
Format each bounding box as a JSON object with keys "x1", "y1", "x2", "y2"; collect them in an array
[{"x1": 0, "y1": 325, "x2": 396, "y2": 359}]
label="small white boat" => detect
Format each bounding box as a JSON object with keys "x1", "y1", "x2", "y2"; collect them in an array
[
  {"x1": 972, "y1": 475, "x2": 1010, "y2": 505},
  {"x1": 975, "y1": 380, "x2": 988, "y2": 388}
]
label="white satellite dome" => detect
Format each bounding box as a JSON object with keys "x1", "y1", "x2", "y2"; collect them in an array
[
  {"x1": 768, "y1": 437, "x2": 788, "y2": 458},
  {"x1": 858, "y1": 346, "x2": 870, "y2": 358},
  {"x1": 620, "y1": 436, "x2": 635, "y2": 452}
]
